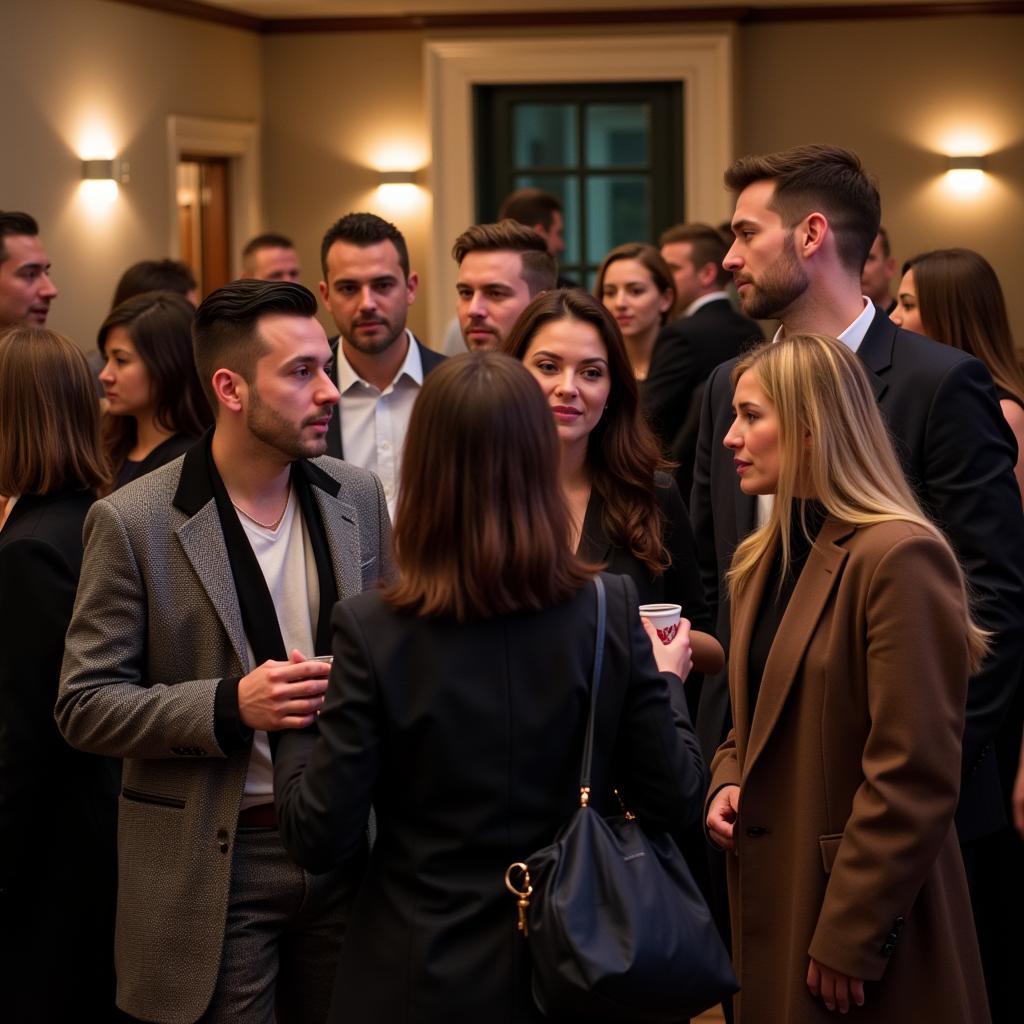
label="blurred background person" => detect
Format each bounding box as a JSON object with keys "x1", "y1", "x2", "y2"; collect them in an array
[
  {"x1": 504, "y1": 289, "x2": 722, "y2": 696},
  {"x1": 594, "y1": 242, "x2": 676, "y2": 381},
  {"x1": 860, "y1": 226, "x2": 897, "y2": 314},
  {"x1": 892, "y1": 247, "x2": 1024, "y2": 503},
  {"x1": 97, "y1": 290, "x2": 212, "y2": 487},
  {"x1": 708, "y1": 333, "x2": 988, "y2": 1022},
  {"x1": 0, "y1": 210, "x2": 58, "y2": 329},
  {"x1": 274, "y1": 351, "x2": 706, "y2": 1023},
  {"x1": 111, "y1": 257, "x2": 197, "y2": 308},
  {"x1": 0, "y1": 326, "x2": 121, "y2": 1023},
  {"x1": 240, "y1": 232, "x2": 302, "y2": 283},
  {"x1": 498, "y1": 185, "x2": 575, "y2": 287}
]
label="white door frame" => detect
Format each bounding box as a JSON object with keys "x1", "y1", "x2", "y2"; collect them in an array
[
  {"x1": 424, "y1": 30, "x2": 734, "y2": 345},
  {"x1": 166, "y1": 115, "x2": 261, "y2": 279}
]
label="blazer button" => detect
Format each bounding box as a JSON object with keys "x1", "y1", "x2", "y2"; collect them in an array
[
  {"x1": 881, "y1": 942, "x2": 895, "y2": 957},
  {"x1": 217, "y1": 828, "x2": 229, "y2": 855}
]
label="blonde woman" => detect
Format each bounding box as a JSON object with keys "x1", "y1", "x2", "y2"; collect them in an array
[{"x1": 705, "y1": 334, "x2": 989, "y2": 1022}]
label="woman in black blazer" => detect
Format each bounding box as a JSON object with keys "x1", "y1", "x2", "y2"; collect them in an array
[
  {"x1": 0, "y1": 327, "x2": 121, "y2": 1021},
  {"x1": 97, "y1": 290, "x2": 212, "y2": 487},
  {"x1": 275, "y1": 352, "x2": 707, "y2": 1023},
  {"x1": 504, "y1": 288, "x2": 722, "y2": 683}
]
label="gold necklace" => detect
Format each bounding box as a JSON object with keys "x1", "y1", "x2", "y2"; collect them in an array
[{"x1": 231, "y1": 487, "x2": 290, "y2": 531}]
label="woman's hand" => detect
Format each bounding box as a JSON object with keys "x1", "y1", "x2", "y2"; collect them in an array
[
  {"x1": 807, "y1": 957, "x2": 865, "y2": 1013},
  {"x1": 706, "y1": 784, "x2": 740, "y2": 851},
  {"x1": 642, "y1": 616, "x2": 692, "y2": 681}
]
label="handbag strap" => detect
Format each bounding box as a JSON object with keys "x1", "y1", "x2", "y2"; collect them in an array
[{"x1": 578, "y1": 575, "x2": 607, "y2": 805}]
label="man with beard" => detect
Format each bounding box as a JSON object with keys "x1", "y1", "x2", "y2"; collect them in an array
[
  {"x1": 318, "y1": 212, "x2": 444, "y2": 516},
  {"x1": 58, "y1": 280, "x2": 391, "y2": 1024},
  {"x1": 692, "y1": 144, "x2": 1024, "y2": 1021}
]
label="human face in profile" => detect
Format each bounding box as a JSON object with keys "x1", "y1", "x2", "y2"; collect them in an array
[
  {"x1": 724, "y1": 368, "x2": 782, "y2": 495},
  {"x1": 890, "y1": 269, "x2": 924, "y2": 335},
  {"x1": 0, "y1": 234, "x2": 58, "y2": 327},
  {"x1": 99, "y1": 328, "x2": 155, "y2": 421},
  {"x1": 523, "y1": 316, "x2": 611, "y2": 459}
]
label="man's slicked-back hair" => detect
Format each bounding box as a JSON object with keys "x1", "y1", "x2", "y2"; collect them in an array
[
  {"x1": 112, "y1": 259, "x2": 197, "y2": 309},
  {"x1": 451, "y1": 220, "x2": 557, "y2": 295},
  {"x1": 192, "y1": 279, "x2": 318, "y2": 410},
  {"x1": 0, "y1": 210, "x2": 40, "y2": 263},
  {"x1": 658, "y1": 222, "x2": 733, "y2": 288},
  {"x1": 724, "y1": 144, "x2": 881, "y2": 276},
  {"x1": 498, "y1": 188, "x2": 563, "y2": 231},
  {"x1": 320, "y1": 212, "x2": 409, "y2": 280}
]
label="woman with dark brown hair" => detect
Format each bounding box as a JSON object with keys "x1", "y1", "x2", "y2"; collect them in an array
[
  {"x1": 0, "y1": 327, "x2": 122, "y2": 1022},
  {"x1": 274, "y1": 351, "x2": 707, "y2": 1022},
  {"x1": 594, "y1": 242, "x2": 677, "y2": 380},
  {"x1": 891, "y1": 247, "x2": 1024, "y2": 503},
  {"x1": 504, "y1": 288, "x2": 721, "y2": 679},
  {"x1": 98, "y1": 289, "x2": 212, "y2": 487}
]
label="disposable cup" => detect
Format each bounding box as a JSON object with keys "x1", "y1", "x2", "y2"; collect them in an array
[{"x1": 639, "y1": 603, "x2": 682, "y2": 645}]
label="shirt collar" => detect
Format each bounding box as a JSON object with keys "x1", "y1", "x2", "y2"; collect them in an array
[
  {"x1": 336, "y1": 329, "x2": 423, "y2": 393},
  {"x1": 771, "y1": 297, "x2": 875, "y2": 354},
  {"x1": 683, "y1": 290, "x2": 731, "y2": 317}
]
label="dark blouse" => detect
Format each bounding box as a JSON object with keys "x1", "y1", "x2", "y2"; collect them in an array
[
  {"x1": 747, "y1": 502, "x2": 828, "y2": 723},
  {"x1": 115, "y1": 433, "x2": 199, "y2": 489},
  {"x1": 577, "y1": 471, "x2": 712, "y2": 635}
]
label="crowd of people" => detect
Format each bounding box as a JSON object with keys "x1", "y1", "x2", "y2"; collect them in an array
[{"x1": 1, "y1": 141, "x2": 1023, "y2": 1023}]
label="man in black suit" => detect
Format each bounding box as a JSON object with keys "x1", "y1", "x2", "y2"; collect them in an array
[
  {"x1": 643, "y1": 223, "x2": 761, "y2": 497},
  {"x1": 692, "y1": 144, "x2": 1024, "y2": 1018},
  {"x1": 318, "y1": 213, "x2": 444, "y2": 517}
]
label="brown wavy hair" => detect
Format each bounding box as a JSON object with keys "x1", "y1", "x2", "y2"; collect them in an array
[
  {"x1": 0, "y1": 326, "x2": 111, "y2": 496},
  {"x1": 385, "y1": 351, "x2": 596, "y2": 621},
  {"x1": 503, "y1": 289, "x2": 670, "y2": 575}
]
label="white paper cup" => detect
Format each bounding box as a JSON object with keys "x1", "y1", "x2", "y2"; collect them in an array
[{"x1": 639, "y1": 603, "x2": 682, "y2": 645}]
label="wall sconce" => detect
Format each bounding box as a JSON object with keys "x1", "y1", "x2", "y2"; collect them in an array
[
  {"x1": 375, "y1": 168, "x2": 425, "y2": 214},
  {"x1": 377, "y1": 169, "x2": 418, "y2": 186},
  {"x1": 81, "y1": 158, "x2": 130, "y2": 203},
  {"x1": 944, "y1": 154, "x2": 987, "y2": 197}
]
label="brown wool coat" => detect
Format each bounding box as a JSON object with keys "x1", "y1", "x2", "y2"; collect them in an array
[{"x1": 709, "y1": 517, "x2": 989, "y2": 1023}]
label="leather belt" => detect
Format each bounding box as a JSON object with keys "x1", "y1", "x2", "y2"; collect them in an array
[{"x1": 238, "y1": 802, "x2": 277, "y2": 828}]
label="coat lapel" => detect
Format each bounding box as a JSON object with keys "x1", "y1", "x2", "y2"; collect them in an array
[
  {"x1": 740, "y1": 518, "x2": 852, "y2": 779},
  {"x1": 310, "y1": 475, "x2": 362, "y2": 600},
  {"x1": 854, "y1": 305, "x2": 894, "y2": 404},
  {"x1": 576, "y1": 490, "x2": 613, "y2": 563}
]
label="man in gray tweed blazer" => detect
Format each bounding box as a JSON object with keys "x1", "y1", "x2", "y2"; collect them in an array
[{"x1": 58, "y1": 280, "x2": 391, "y2": 1024}]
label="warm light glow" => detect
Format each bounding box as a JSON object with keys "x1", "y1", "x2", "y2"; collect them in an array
[
  {"x1": 79, "y1": 179, "x2": 119, "y2": 206},
  {"x1": 375, "y1": 182, "x2": 427, "y2": 215},
  {"x1": 940, "y1": 131, "x2": 992, "y2": 158},
  {"x1": 943, "y1": 168, "x2": 987, "y2": 198},
  {"x1": 78, "y1": 124, "x2": 117, "y2": 161},
  {"x1": 370, "y1": 143, "x2": 427, "y2": 174}
]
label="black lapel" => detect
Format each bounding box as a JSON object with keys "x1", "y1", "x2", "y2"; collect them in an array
[
  {"x1": 292, "y1": 459, "x2": 340, "y2": 656},
  {"x1": 853, "y1": 305, "x2": 892, "y2": 403},
  {"x1": 576, "y1": 488, "x2": 614, "y2": 564}
]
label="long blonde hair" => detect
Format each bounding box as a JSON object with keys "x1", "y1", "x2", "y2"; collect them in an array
[{"x1": 726, "y1": 334, "x2": 987, "y2": 672}]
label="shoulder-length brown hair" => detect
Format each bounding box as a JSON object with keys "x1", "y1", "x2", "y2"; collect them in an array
[
  {"x1": 503, "y1": 289, "x2": 671, "y2": 576},
  {"x1": 593, "y1": 242, "x2": 678, "y2": 323},
  {"x1": 904, "y1": 248, "x2": 1024, "y2": 405},
  {"x1": 0, "y1": 327, "x2": 111, "y2": 496},
  {"x1": 98, "y1": 290, "x2": 213, "y2": 471},
  {"x1": 385, "y1": 351, "x2": 596, "y2": 621}
]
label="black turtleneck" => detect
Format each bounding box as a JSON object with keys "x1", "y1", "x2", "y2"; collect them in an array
[{"x1": 747, "y1": 501, "x2": 828, "y2": 723}]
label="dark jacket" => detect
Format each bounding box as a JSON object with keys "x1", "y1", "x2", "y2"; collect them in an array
[{"x1": 275, "y1": 572, "x2": 706, "y2": 1023}]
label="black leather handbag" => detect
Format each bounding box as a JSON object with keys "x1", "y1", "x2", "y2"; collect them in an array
[{"x1": 505, "y1": 575, "x2": 738, "y2": 1022}]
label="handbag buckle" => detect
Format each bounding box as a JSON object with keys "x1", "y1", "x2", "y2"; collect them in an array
[{"x1": 504, "y1": 862, "x2": 533, "y2": 937}]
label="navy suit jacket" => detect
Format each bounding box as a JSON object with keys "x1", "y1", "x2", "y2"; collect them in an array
[
  {"x1": 691, "y1": 308, "x2": 1024, "y2": 841},
  {"x1": 326, "y1": 334, "x2": 446, "y2": 460}
]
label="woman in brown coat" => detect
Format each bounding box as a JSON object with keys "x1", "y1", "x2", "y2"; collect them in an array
[{"x1": 706, "y1": 334, "x2": 989, "y2": 1021}]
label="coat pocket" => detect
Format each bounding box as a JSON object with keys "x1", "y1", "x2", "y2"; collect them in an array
[
  {"x1": 818, "y1": 832, "x2": 843, "y2": 874},
  {"x1": 121, "y1": 786, "x2": 186, "y2": 809}
]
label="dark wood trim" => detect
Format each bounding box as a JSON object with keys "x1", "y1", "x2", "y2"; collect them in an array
[
  {"x1": 107, "y1": 0, "x2": 263, "y2": 31},
  {"x1": 106, "y1": 1, "x2": 1024, "y2": 35}
]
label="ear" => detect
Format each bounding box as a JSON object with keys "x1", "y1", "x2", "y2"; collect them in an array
[
  {"x1": 797, "y1": 212, "x2": 829, "y2": 260},
  {"x1": 211, "y1": 368, "x2": 246, "y2": 415},
  {"x1": 405, "y1": 270, "x2": 419, "y2": 305},
  {"x1": 659, "y1": 289, "x2": 674, "y2": 315},
  {"x1": 318, "y1": 280, "x2": 330, "y2": 306},
  {"x1": 697, "y1": 261, "x2": 719, "y2": 289}
]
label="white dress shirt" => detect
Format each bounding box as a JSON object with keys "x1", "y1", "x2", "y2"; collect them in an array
[{"x1": 336, "y1": 329, "x2": 424, "y2": 518}]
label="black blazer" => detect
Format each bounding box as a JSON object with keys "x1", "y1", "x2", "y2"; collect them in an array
[
  {"x1": 114, "y1": 432, "x2": 199, "y2": 489},
  {"x1": 642, "y1": 299, "x2": 761, "y2": 498},
  {"x1": 275, "y1": 573, "x2": 706, "y2": 1024},
  {"x1": 690, "y1": 309, "x2": 1024, "y2": 841},
  {"x1": 0, "y1": 489, "x2": 121, "y2": 1020},
  {"x1": 325, "y1": 334, "x2": 446, "y2": 460}
]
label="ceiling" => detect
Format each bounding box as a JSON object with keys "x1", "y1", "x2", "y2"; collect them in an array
[{"x1": 195, "y1": 0, "x2": 990, "y2": 17}]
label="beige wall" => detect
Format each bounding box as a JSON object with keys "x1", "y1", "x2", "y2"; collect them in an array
[
  {"x1": 0, "y1": 0, "x2": 262, "y2": 347},
  {"x1": 3, "y1": 5, "x2": 1021, "y2": 345},
  {"x1": 737, "y1": 14, "x2": 1024, "y2": 339}
]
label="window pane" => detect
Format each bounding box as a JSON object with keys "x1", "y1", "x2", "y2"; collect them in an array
[
  {"x1": 514, "y1": 173, "x2": 580, "y2": 266},
  {"x1": 513, "y1": 104, "x2": 577, "y2": 168},
  {"x1": 585, "y1": 175, "x2": 650, "y2": 264},
  {"x1": 585, "y1": 104, "x2": 648, "y2": 168}
]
